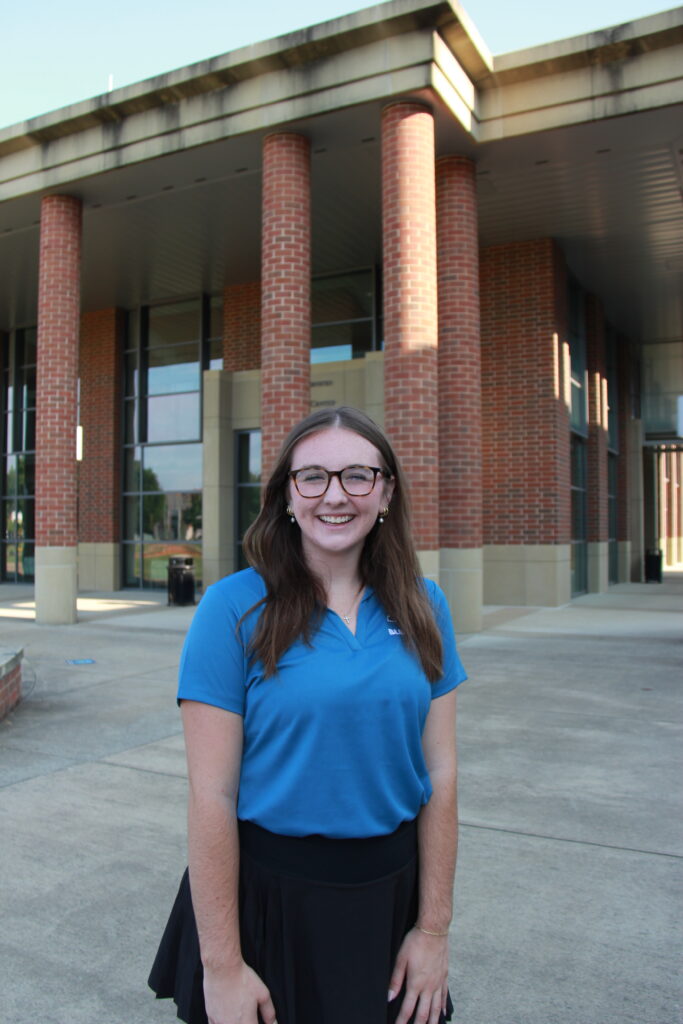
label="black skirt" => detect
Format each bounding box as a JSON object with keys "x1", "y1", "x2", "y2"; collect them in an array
[{"x1": 149, "y1": 818, "x2": 453, "y2": 1024}]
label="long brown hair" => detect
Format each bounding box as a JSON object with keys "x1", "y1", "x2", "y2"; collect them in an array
[{"x1": 242, "y1": 406, "x2": 443, "y2": 681}]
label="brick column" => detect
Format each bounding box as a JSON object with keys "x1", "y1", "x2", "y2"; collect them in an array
[
  {"x1": 480, "y1": 239, "x2": 571, "y2": 606},
  {"x1": 585, "y1": 295, "x2": 608, "y2": 592},
  {"x1": 78, "y1": 308, "x2": 124, "y2": 590},
  {"x1": 381, "y1": 103, "x2": 439, "y2": 577},
  {"x1": 436, "y1": 155, "x2": 482, "y2": 631},
  {"x1": 261, "y1": 133, "x2": 311, "y2": 477},
  {"x1": 35, "y1": 195, "x2": 82, "y2": 624},
  {"x1": 616, "y1": 338, "x2": 633, "y2": 581},
  {"x1": 223, "y1": 282, "x2": 261, "y2": 372}
]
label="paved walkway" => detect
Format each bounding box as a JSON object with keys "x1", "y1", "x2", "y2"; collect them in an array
[{"x1": 0, "y1": 578, "x2": 681, "y2": 1024}]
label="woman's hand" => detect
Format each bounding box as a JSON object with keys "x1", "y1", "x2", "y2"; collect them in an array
[
  {"x1": 388, "y1": 927, "x2": 449, "y2": 1024},
  {"x1": 204, "y1": 960, "x2": 277, "y2": 1024}
]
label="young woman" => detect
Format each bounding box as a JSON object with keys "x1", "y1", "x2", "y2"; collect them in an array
[{"x1": 149, "y1": 406, "x2": 466, "y2": 1024}]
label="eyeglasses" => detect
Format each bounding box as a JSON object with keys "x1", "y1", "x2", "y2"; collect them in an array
[{"x1": 289, "y1": 465, "x2": 389, "y2": 498}]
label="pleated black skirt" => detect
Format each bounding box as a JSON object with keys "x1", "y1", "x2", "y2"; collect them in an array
[{"x1": 149, "y1": 818, "x2": 453, "y2": 1024}]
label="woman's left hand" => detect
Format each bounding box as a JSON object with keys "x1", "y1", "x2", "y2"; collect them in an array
[{"x1": 388, "y1": 927, "x2": 450, "y2": 1024}]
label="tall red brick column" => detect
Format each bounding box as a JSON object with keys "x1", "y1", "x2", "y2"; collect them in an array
[
  {"x1": 585, "y1": 295, "x2": 609, "y2": 591},
  {"x1": 436, "y1": 155, "x2": 482, "y2": 630},
  {"x1": 224, "y1": 282, "x2": 261, "y2": 372},
  {"x1": 261, "y1": 133, "x2": 311, "y2": 477},
  {"x1": 35, "y1": 194, "x2": 82, "y2": 623},
  {"x1": 479, "y1": 239, "x2": 571, "y2": 605},
  {"x1": 78, "y1": 308, "x2": 124, "y2": 589},
  {"x1": 381, "y1": 103, "x2": 439, "y2": 570}
]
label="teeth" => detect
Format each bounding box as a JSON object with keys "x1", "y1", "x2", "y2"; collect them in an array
[{"x1": 319, "y1": 515, "x2": 353, "y2": 524}]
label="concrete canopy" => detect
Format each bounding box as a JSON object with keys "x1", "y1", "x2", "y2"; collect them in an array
[{"x1": 0, "y1": 0, "x2": 682, "y2": 351}]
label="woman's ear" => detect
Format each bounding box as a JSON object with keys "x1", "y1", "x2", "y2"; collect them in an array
[{"x1": 383, "y1": 476, "x2": 396, "y2": 507}]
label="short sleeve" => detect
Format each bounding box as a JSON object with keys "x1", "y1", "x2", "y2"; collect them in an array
[
  {"x1": 426, "y1": 580, "x2": 468, "y2": 698},
  {"x1": 177, "y1": 582, "x2": 248, "y2": 714}
]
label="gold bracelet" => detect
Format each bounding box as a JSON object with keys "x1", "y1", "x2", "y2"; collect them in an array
[{"x1": 415, "y1": 925, "x2": 450, "y2": 937}]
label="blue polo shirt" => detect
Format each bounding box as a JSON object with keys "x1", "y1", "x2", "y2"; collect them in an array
[{"x1": 178, "y1": 568, "x2": 466, "y2": 838}]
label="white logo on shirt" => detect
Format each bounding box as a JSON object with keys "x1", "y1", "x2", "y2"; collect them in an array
[{"x1": 387, "y1": 617, "x2": 403, "y2": 636}]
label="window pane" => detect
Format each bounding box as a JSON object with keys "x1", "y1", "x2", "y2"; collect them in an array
[
  {"x1": 123, "y1": 543, "x2": 141, "y2": 587},
  {"x1": 311, "y1": 321, "x2": 373, "y2": 363},
  {"x1": 124, "y1": 351, "x2": 139, "y2": 398},
  {"x1": 209, "y1": 296, "x2": 223, "y2": 341},
  {"x1": 124, "y1": 447, "x2": 142, "y2": 492},
  {"x1": 17, "y1": 365, "x2": 36, "y2": 408},
  {"x1": 18, "y1": 454, "x2": 35, "y2": 495},
  {"x1": 148, "y1": 300, "x2": 201, "y2": 348},
  {"x1": 124, "y1": 497, "x2": 141, "y2": 540},
  {"x1": 143, "y1": 541, "x2": 202, "y2": 587},
  {"x1": 143, "y1": 444, "x2": 202, "y2": 492},
  {"x1": 5, "y1": 455, "x2": 17, "y2": 496},
  {"x1": 312, "y1": 271, "x2": 373, "y2": 324},
  {"x1": 209, "y1": 338, "x2": 223, "y2": 371},
  {"x1": 124, "y1": 399, "x2": 138, "y2": 444},
  {"x1": 17, "y1": 327, "x2": 37, "y2": 365},
  {"x1": 147, "y1": 393, "x2": 200, "y2": 442},
  {"x1": 17, "y1": 541, "x2": 35, "y2": 581},
  {"x1": 143, "y1": 492, "x2": 202, "y2": 541},
  {"x1": 237, "y1": 432, "x2": 261, "y2": 484},
  {"x1": 237, "y1": 487, "x2": 261, "y2": 540},
  {"x1": 147, "y1": 343, "x2": 200, "y2": 395}
]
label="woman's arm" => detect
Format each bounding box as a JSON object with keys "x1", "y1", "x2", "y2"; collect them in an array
[
  {"x1": 182, "y1": 699, "x2": 277, "y2": 1024},
  {"x1": 390, "y1": 689, "x2": 458, "y2": 1024}
]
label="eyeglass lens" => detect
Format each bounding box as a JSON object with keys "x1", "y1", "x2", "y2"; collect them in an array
[{"x1": 294, "y1": 467, "x2": 378, "y2": 497}]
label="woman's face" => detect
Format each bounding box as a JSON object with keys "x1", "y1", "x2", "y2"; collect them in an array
[{"x1": 286, "y1": 426, "x2": 394, "y2": 569}]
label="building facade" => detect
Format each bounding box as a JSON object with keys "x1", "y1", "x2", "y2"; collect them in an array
[{"x1": 1, "y1": 0, "x2": 682, "y2": 628}]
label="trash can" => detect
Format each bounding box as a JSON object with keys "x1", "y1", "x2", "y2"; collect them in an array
[
  {"x1": 644, "y1": 549, "x2": 662, "y2": 583},
  {"x1": 167, "y1": 556, "x2": 196, "y2": 606}
]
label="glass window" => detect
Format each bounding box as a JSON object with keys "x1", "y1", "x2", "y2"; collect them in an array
[
  {"x1": 2, "y1": 329, "x2": 36, "y2": 582},
  {"x1": 148, "y1": 300, "x2": 201, "y2": 348},
  {"x1": 142, "y1": 492, "x2": 202, "y2": 542},
  {"x1": 568, "y1": 277, "x2": 588, "y2": 436},
  {"x1": 209, "y1": 296, "x2": 223, "y2": 341},
  {"x1": 236, "y1": 430, "x2": 261, "y2": 569},
  {"x1": 312, "y1": 271, "x2": 374, "y2": 324},
  {"x1": 311, "y1": 270, "x2": 376, "y2": 364},
  {"x1": 146, "y1": 393, "x2": 200, "y2": 443},
  {"x1": 208, "y1": 338, "x2": 223, "y2": 371},
  {"x1": 570, "y1": 435, "x2": 587, "y2": 595},
  {"x1": 311, "y1": 322, "x2": 374, "y2": 364},
  {"x1": 608, "y1": 453, "x2": 618, "y2": 583},
  {"x1": 143, "y1": 444, "x2": 202, "y2": 493},
  {"x1": 124, "y1": 351, "x2": 139, "y2": 398},
  {"x1": 124, "y1": 447, "x2": 142, "y2": 492},
  {"x1": 147, "y1": 344, "x2": 200, "y2": 395}
]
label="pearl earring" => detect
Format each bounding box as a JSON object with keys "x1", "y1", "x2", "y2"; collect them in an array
[
  {"x1": 378, "y1": 506, "x2": 389, "y2": 524},
  {"x1": 286, "y1": 505, "x2": 296, "y2": 523}
]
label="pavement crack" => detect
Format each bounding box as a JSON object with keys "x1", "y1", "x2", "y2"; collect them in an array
[{"x1": 459, "y1": 820, "x2": 682, "y2": 859}]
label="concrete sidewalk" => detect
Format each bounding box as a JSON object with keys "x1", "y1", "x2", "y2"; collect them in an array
[{"x1": 0, "y1": 578, "x2": 681, "y2": 1024}]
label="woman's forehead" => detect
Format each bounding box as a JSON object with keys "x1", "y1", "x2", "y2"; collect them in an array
[{"x1": 291, "y1": 427, "x2": 381, "y2": 466}]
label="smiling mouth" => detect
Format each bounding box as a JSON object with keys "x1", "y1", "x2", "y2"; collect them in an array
[{"x1": 318, "y1": 515, "x2": 354, "y2": 524}]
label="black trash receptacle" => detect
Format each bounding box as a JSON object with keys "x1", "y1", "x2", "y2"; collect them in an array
[
  {"x1": 167, "y1": 557, "x2": 196, "y2": 606},
  {"x1": 645, "y1": 549, "x2": 663, "y2": 583}
]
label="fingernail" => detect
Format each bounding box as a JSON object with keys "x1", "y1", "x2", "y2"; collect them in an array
[{"x1": 388, "y1": 990, "x2": 396, "y2": 1002}]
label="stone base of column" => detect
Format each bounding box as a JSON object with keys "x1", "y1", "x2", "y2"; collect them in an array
[
  {"x1": 439, "y1": 547, "x2": 482, "y2": 634},
  {"x1": 416, "y1": 550, "x2": 439, "y2": 584},
  {"x1": 587, "y1": 541, "x2": 609, "y2": 593},
  {"x1": 35, "y1": 547, "x2": 77, "y2": 624},
  {"x1": 77, "y1": 543, "x2": 121, "y2": 591},
  {"x1": 202, "y1": 370, "x2": 236, "y2": 588},
  {"x1": 483, "y1": 544, "x2": 571, "y2": 606},
  {"x1": 617, "y1": 541, "x2": 632, "y2": 584}
]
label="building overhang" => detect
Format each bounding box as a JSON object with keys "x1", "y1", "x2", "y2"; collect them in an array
[{"x1": 0, "y1": 0, "x2": 681, "y2": 348}]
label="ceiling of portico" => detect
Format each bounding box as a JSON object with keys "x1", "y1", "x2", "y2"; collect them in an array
[{"x1": 0, "y1": 90, "x2": 681, "y2": 346}]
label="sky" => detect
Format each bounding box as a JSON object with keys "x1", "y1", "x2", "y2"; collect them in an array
[{"x1": 1, "y1": 0, "x2": 676, "y2": 130}]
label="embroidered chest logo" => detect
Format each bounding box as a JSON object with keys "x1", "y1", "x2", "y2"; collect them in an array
[{"x1": 387, "y1": 616, "x2": 403, "y2": 636}]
